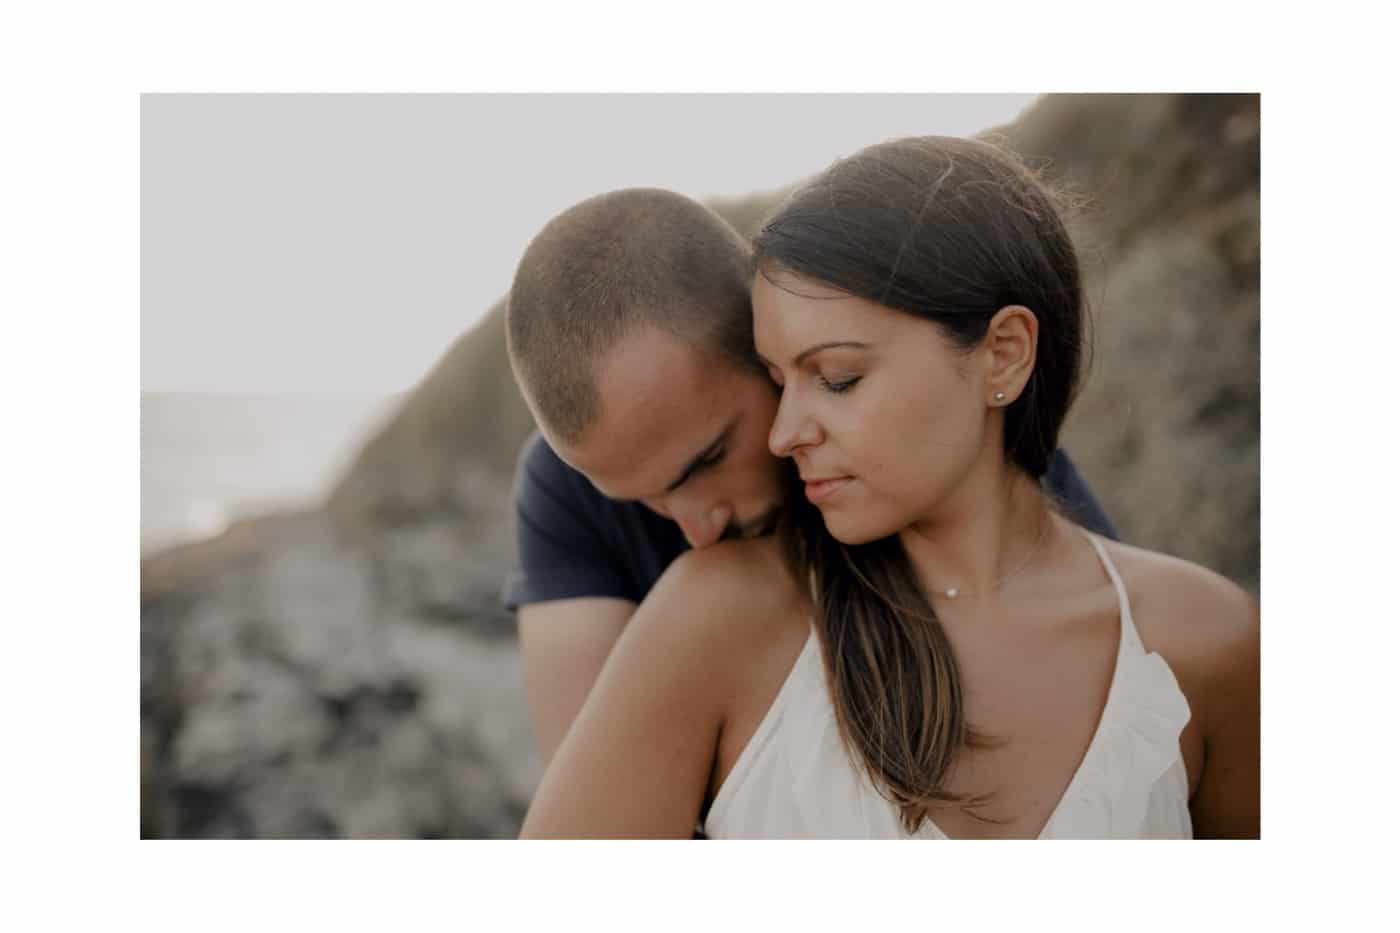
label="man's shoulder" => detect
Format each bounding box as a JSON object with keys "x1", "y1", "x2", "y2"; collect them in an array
[
  {"x1": 506, "y1": 431, "x2": 688, "y2": 609},
  {"x1": 516, "y1": 430, "x2": 581, "y2": 490},
  {"x1": 513, "y1": 431, "x2": 612, "y2": 516},
  {"x1": 506, "y1": 432, "x2": 629, "y2": 607}
]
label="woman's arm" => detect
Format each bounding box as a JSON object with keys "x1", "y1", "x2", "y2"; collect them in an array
[
  {"x1": 518, "y1": 551, "x2": 745, "y2": 838},
  {"x1": 1186, "y1": 579, "x2": 1261, "y2": 839},
  {"x1": 1126, "y1": 544, "x2": 1260, "y2": 838}
]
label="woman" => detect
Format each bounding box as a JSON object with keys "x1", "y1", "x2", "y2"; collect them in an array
[{"x1": 520, "y1": 136, "x2": 1259, "y2": 839}]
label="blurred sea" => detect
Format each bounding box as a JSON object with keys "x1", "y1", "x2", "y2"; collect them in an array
[{"x1": 140, "y1": 392, "x2": 401, "y2": 556}]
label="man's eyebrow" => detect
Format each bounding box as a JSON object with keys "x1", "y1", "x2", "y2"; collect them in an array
[
  {"x1": 757, "y1": 341, "x2": 872, "y2": 370},
  {"x1": 665, "y1": 419, "x2": 738, "y2": 493}
]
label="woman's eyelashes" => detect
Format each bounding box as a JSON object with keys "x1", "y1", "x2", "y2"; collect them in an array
[
  {"x1": 819, "y1": 375, "x2": 861, "y2": 394},
  {"x1": 763, "y1": 362, "x2": 859, "y2": 395}
]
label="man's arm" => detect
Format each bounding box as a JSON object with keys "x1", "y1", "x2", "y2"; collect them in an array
[
  {"x1": 504, "y1": 433, "x2": 653, "y2": 767},
  {"x1": 517, "y1": 597, "x2": 634, "y2": 768}
]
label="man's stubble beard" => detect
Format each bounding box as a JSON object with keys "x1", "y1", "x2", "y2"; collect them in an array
[{"x1": 720, "y1": 503, "x2": 785, "y2": 542}]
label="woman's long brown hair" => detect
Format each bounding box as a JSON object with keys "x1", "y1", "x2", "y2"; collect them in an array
[{"x1": 756, "y1": 137, "x2": 1085, "y2": 833}]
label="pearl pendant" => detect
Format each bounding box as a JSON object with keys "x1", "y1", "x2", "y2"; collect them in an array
[{"x1": 944, "y1": 587, "x2": 959, "y2": 599}]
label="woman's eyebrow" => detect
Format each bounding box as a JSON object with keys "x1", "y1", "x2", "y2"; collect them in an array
[
  {"x1": 756, "y1": 341, "x2": 872, "y2": 373},
  {"x1": 792, "y1": 341, "x2": 871, "y2": 367}
]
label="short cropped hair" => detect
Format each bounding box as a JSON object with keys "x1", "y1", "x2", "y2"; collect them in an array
[{"x1": 506, "y1": 188, "x2": 756, "y2": 443}]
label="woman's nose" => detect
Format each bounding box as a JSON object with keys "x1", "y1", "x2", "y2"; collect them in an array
[{"x1": 768, "y1": 391, "x2": 820, "y2": 458}]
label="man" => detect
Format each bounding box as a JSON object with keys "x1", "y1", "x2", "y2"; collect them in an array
[{"x1": 502, "y1": 187, "x2": 1116, "y2": 768}]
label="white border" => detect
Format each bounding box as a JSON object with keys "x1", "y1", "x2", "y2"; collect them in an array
[{"x1": 5, "y1": 0, "x2": 1391, "y2": 928}]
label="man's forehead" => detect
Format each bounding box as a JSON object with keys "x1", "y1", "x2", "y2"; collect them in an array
[
  {"x1": 560, "y1": 328, "x2": 736, "y2": 499},
  {"x1": 563, "y1": 412, "x2": 729, "y2": 502},
  {"x1": 594, "y1": 325, "x2": 715, "y2": 396}
]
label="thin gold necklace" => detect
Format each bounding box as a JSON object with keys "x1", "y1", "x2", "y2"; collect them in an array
[{"x1": 928, "y1": 514, "x2": 1054, "y2": 601}]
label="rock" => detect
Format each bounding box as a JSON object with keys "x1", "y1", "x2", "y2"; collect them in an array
[
  {"x1": 141, "y1": 512, "x2": 537, "y2": 838},
  {"x1": 999, "y1": 93, "x2": 1260, "y2": 592}
]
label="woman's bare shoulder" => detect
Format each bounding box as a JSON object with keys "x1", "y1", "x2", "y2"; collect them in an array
[
  {"x1": 1097, "y1": 538, "x2": 1259, "y2": 706},
  {"x1": 656, "y1": 537, "x2": 806, "y2": 624},
  {"x1": 668, "y1": 535, "x2": 797, "y2": 588},
  {"x1": 631, "y1": 536, "x2": 808, "y2": 667}
]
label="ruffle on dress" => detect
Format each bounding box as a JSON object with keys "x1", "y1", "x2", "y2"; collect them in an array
[
  {"x1": 1034, "y1": 645, "x2": 1192, "y2": 839},
  {"x1": 774, "y1": 626, "x2": 1191, "y2": 839}
]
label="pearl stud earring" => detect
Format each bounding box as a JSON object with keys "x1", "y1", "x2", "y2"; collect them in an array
[{"x1": 994, "y1": 392, "x2": 1006, "y2": 402}]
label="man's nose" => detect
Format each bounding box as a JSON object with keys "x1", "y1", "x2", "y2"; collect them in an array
[{"x1": 676, "y1": 502, "x2": 732, "y2": 549}]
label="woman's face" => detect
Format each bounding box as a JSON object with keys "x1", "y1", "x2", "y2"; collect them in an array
[{"x1": 752, "y1": 267, "x2": 996, "y2": 545}]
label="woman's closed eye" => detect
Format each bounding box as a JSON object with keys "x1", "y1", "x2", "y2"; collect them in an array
[
  {"x1": 763, "y1": 359, "x2": 858, "y2": 394},
  {"x1": 819, "y1": 375, "x2": 861, "y2": 394}
]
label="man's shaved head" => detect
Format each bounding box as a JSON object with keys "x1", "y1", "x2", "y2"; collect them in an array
[{"x1": 506, "y1": 188, "x2": 757, "y2": 443}]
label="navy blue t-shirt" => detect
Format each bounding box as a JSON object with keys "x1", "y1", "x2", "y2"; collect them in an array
[{"x1": 502, "y1": 432, "x2": 1117, "y2": 611}]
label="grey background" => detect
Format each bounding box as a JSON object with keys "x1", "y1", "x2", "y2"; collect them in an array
[{"x1": 141, "y1": 94, "x2": 1037, "y2": 395}]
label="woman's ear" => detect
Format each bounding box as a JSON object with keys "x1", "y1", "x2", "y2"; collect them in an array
[{"x1": 983, "y1": 305, "x2": 1038, "y2": 406}]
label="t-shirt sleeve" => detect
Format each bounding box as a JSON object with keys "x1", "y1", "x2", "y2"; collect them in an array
[
  {"x1": 501, "y1": 432, "x2": 637, "y2": 611},
  {"x1": 1043, "y1": 448, "x2": 1120, "y2": 541}
]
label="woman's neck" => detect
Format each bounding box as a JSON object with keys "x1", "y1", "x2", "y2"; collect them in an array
[{"x1": 898, "y1": 458, "x2": 1054, "y2": 603}]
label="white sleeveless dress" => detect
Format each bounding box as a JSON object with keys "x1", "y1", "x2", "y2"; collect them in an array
[{"x1": 702, "y1": 532, "x2": 1194, "y2": 839}]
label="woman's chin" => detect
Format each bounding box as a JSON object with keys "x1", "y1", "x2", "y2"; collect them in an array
[{"x1": 822, "y1": 513, "x2": 893, "y2": 547}]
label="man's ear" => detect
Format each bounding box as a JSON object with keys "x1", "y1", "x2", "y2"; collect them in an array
[{"x1": 982, "y1": 305, "x2": 1038, "y2": 406}]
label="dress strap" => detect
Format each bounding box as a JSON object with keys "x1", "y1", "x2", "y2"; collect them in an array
[{"x1": 1081, "y1": 530, "x2": 1144, "y2": 654}]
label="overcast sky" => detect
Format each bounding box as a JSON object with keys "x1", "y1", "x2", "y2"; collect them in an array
[{"x1": 141, "y1": 94, "x2": 1039, "y2": 396}]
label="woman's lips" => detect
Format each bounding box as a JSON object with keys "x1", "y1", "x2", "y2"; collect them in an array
[{"x1": 804, "y1": 477, "x2": 853, "y2": 503}]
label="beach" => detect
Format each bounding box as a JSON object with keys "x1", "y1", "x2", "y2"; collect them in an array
[{"x1": 141, "y1": 392, "x2": 400, "y2": 556}]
